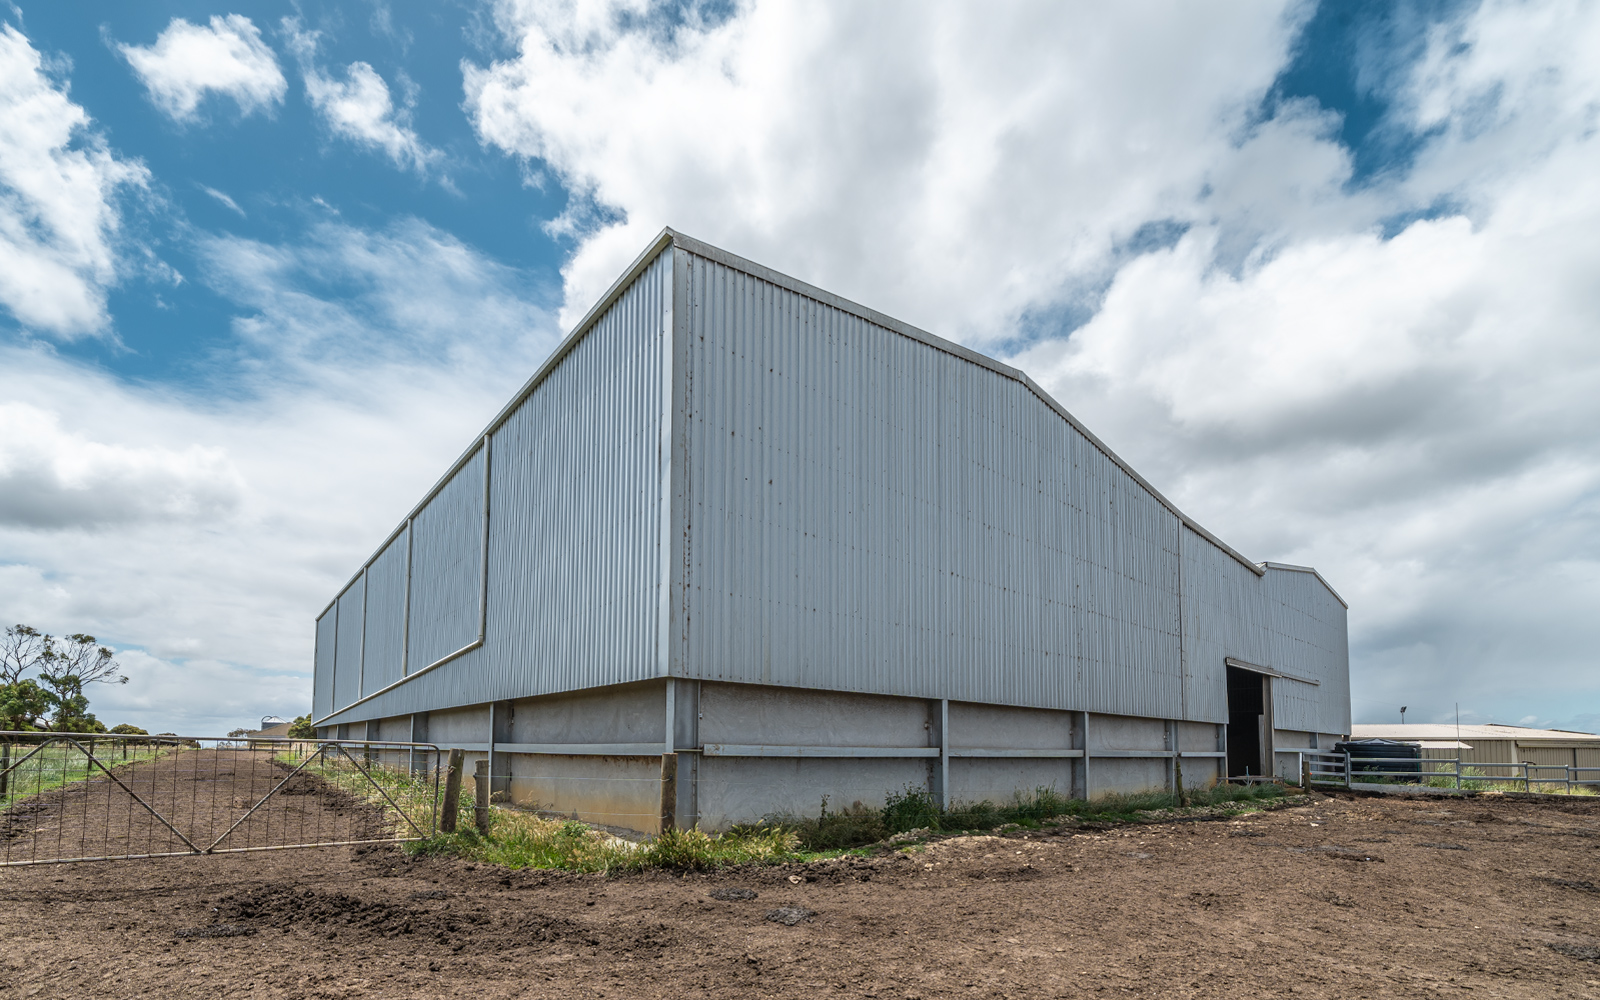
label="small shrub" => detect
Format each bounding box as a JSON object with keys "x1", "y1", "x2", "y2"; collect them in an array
[{"x1": 884, "y1": 786, "x2": 943, "y2": 833}]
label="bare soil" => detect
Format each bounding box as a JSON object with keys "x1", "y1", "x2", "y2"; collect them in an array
[
  {"x1": 1, "y1": 749, "x2": 382, "y2": 865},
  {"x1": 3, "y1": 790, "x2": 1600, "y2": 999}
]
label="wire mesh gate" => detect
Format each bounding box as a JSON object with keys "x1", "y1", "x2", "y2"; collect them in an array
[{"x1": 0, "y1": 732, "x2": 443, "y2": 866}]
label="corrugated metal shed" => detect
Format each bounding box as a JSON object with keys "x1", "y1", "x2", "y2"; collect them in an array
[
  {"x1": 316, "y1": 246, "x2": 672, "y2": 723},
  {"x1": 314, "y1": 229, "x2": 1348, "y2": 736},
  {"x1": 677, "y1": 251, "x2": 1185, "y2": 717}
]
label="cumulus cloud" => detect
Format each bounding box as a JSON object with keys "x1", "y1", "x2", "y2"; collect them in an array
[
  {"x1": 118, "y1": 14, "x2": 287, "y2": 122},
  {"x1": 0, "y1": 24, "x2": 148, "y2": 337},
  {"x1": 0, "y1": 217, "x2": 556, "y2": 733},
  {"x1": 285, "y1": 20, "x2": 440, "y2": 174},
  {"x1": 464, "y1": 0, "x2": 1600, "y2": 727},
  {"x1": 0, "y1": 402, "x2": 243, "y2": 529},
  {"x1": 465, "y1": 0, "x2": 1308, "y2": 336},
  {"x1": 197, "y1": 216, "x2": 548, "y2": 368}
]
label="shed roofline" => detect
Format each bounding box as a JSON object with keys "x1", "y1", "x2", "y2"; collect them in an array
[
  {"x1": 669, "y1": 229, "x2": 1265, "y2": 579},
  {"x1": 1259, "y1": 561, "x2": 1349, "y2": 609},
  {"x1": 318, "y1": 226, "x2": 1321, "y2": 620}
]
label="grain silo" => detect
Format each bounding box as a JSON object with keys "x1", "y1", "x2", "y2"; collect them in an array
[{"x1": 312, "y1": 229, "x2": 1350, "y2": 832}]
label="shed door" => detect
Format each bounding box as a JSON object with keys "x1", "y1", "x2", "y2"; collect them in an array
[{"x1": 1226, "y1": 665, "x2": 1270, "y2": 778}]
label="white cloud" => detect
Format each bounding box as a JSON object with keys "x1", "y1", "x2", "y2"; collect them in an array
[
  {"x1": 200, "y1": 184, "x2": 245, "y2": 217},
  {"x1": 119, "y1": 14, "x2": 287, "y2": 122},
  {"x1": 465, "y1": 0, "x2": 1309, "y2": 336},
  {"x1": 284, "y1": 20, "x2": 440, "y2": 175},
  {"x1": 0, "y1": 402, "x2": 243, "y2": 529},
  {"x1": 0, "y1": 216, "x2": 556, "y2": 734},
  {"x1": 465, "y1": 0, "x2": 1600, "y2": 728},
  {"x1": 0, "y1": 24, "x2": 148, "y2": 337}
]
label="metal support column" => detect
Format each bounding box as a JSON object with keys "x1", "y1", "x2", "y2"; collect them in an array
[
  {"x1": 489, "y1": 701, "x2": 513, "y2": 800},
  {"x1": 929, "y1": 700, "x2": 949, "y2": 810},
  {"x1": 1081, "y1": 711, "x2": 1092, "y2": 802}
]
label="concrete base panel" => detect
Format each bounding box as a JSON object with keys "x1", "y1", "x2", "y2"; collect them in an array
[
  {"x1": 695, "y1": 755, "x2": 931, "y2": 832},
  {"x1": 510, "y1": 683, "x2": 665, "y2": 745},
  {"x1": 323, "y1": 680, "x2": 1261, "y2": 831},
  {"x1": 1089, "y1": 757, "x2": 1171, "y2": 797},
  {"x1": 505, "y1": 754, "x2": 663, "y2": 834},
  {"x1": 948, "y1": 758, "x2": 1075, "y2": 806}
]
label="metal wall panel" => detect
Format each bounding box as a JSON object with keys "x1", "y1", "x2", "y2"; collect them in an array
[
  {"x1": 1180, "y1": 526, "x2": 1269, "y2": 723},
  {"x1": 360, "y1": 527, "x2": 409, "y2": 697},
  {"x1": 316, "y1": 248, "x2": 670, "y2": 724},
  {"x1": 678, "y1": 253, "x2": 1184, "y2": 717},
  {"x1": 406, "y1": 448, "x2": 485, "y2": 672},
  {"x1": 313, "y1": 610, "x2": 337, "y2": 721},
  {"x1": 332, "y1": 581, "x2": 364, "y2": 711},
  {"x1": 480, "y1": 248, "x2": 667, "y2": 696},
  {"x1": 1263, "y1": 566, "x2": 1351, "y2": 734}
]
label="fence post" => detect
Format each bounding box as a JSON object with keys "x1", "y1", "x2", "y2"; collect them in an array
[
  {"x1": 1174, "y1": 755, "x2": 1186, "y2": 807},
  {"x1": 1301, "y1": 755, "x2": 1313, "y2": 795},
  {"x1": 0, "y1": 742, "x2": 9, "y2": 798},
  {"x1": 439, "y1": 748, "x2": 464, "y2": 834},
  {"x1": 473, "y1": 758, "x2": 491, "y2": 835},
  {"x1": 660, "y1": 752, "x2": 678, "y2": 832},
  {"x1": 1344, "y1": 752, "x2": 1352, "y2": 789}
]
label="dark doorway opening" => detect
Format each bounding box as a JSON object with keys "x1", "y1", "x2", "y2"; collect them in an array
[{"x1": 1226, "y1": 666, "x2": 1265, "y2": 778}]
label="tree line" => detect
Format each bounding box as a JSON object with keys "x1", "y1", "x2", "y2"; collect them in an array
[{"x1": 1, "y1": 624, "x2": 132, "y2": 733}]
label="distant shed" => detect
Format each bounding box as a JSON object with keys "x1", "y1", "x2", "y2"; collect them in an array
[{"x1": 1351, "y1": 724, "x2": 1600, "y2": 778}]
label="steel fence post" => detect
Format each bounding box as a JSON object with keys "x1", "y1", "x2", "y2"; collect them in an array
[{"x1": 1345, "y1": 752, "x2": 1352, "y2": 789}]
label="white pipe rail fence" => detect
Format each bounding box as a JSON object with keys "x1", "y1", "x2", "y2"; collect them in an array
[{"x1": 1298, "y1": 750, "x2": 1600, "y2": 794}]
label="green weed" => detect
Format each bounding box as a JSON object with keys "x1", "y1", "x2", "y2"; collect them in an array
[
  {"x1": 774, "y1": 782, "x2": 1293, "y2": 851},
  {"x1": 0, "y1": 738, "x2": 170, "y2": 809},
  {"x1": 406, "y1": 809, "x2": 801, "y2": 873}
]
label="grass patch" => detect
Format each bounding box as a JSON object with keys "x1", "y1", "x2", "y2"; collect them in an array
[
  {"x1": 0, "y1": 738, "x2": 171, "y2": 810},
  {"x1": 1420, "y1": 766, "x2": 1600, "y2": 795},
  {"x1": 403, "y1": 780, "x2": 1298, "y2": 872},
  {"x1": 771, "y1": 782, "x2": 1294, "y2": 850},
  {"x1": 406, "y1": 812, "x2": 801, "y2": 873}
]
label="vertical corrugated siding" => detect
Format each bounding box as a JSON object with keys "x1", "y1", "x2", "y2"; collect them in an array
[
  {"x1": 480, "y1": 249, "x2": 666, "y2": 697},
  {"x1": 1180, "y1": 526, "x2": 1268, "y2": 723},
  {"x1": 316, "y1": 248, "x2": 670, "y2": 722},
  {"x1": 406, "y1": 449, "x2": 485, "y2": 671},
  {"x1": 360, "y1": 528, "x2": 408, "y2": 697},
  {"x1": 333, "y1": 581, "x2": 364, "y2": 711},
  {"x1": 679, "y1": 253, "x2": 1183, "y2": 716},
  {"x1": 313, "y1": 610, "x2": 337, "y2": 720},
  {"x1": 1263, "y1": 567, "x2": 1350, "y2": 733}
]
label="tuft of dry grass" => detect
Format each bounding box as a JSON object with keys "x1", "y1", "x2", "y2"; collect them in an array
[{"x1": 407, "y1": 810, "x2": 800, "y2": 872}]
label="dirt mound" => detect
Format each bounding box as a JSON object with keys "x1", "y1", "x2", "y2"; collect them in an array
[{"x1": 212, "y1": 885, "x2": 596, "y2": 951}]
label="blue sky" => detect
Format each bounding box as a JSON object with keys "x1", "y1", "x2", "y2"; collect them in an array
[
  {"x1": 3, "y1": 0, "x2": 1598, "y2": 735},
  {"x1": 10, "y1": 1, "x2": 564, "y2": 381}
]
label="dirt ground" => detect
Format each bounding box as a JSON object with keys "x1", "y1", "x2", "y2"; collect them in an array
[
  {"x1": 2, "y1": 791, "x2": 1599, "y2": 999},
  {"x1": 1, "y1": 749, "x2": 381, "y2": 865}
]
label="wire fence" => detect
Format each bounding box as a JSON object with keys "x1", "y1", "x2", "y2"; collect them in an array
[
  {"x1": 0, "y1": 732, "x2": 444, "y2": 866},
  {"x1": 1300, "y1": 751, "x2": 1600, "y2": 794}
]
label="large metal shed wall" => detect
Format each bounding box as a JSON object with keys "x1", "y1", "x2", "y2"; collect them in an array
[{"x1": 312, "y1": 229, "x2": 1350, "y2": 830}]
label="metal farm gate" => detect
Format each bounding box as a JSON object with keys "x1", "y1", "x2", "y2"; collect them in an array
[{"x1": 0, "y1": 732, "x2": 446, "y2": 866}]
